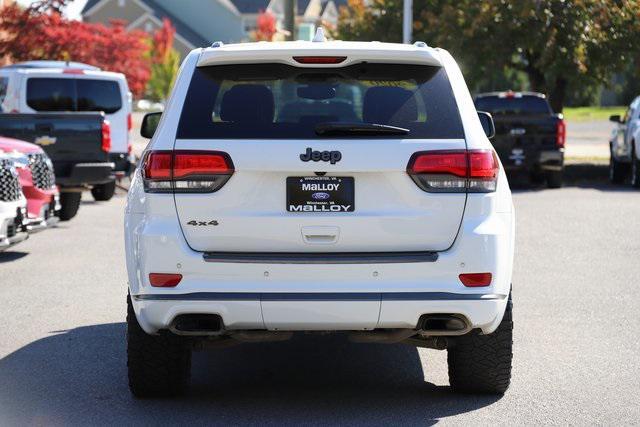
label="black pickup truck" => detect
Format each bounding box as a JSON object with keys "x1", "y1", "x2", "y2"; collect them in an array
[
  {"x1": 0, "y1": 113, "x2": 114, "y2": 219},
  {"x1": 474, "y1": 91, "x2": 565, "y2": 188}
]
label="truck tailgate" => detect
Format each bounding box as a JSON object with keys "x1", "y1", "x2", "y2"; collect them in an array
[
  {"x1": 491, "y1": 115, "x2": 558, "y2": 169},
  {"x1": 0, "y1": 113, "x2": 109, "y2": 177}
]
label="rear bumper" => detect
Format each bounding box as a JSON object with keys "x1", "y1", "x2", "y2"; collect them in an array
[
  {"x1": 126, "y1": 201, "x2": 514, "y2": 336},
  {"x1": 500, "y1": 148, "x2": 564, "y2": 173},
  {"x1": 109, "y1": 153, "x2": 134, "y2": 175},
  {"x1": 131, "y1": 292, "x2": 508, "y2": 335},
  {"x1": 56, "y1": 162, "x2": 114, "y2": 187}
]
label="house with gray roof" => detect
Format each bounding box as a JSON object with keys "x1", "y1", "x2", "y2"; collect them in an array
[
  {"x1": 243, "y1": 0, "x2": 348, "y2": 36},
  {"x1": 82, "y1": 0, "x2": 246, "y2": 58},
  {"x1": 82, "y1": 0, "x2": 349, "y2": 57}
]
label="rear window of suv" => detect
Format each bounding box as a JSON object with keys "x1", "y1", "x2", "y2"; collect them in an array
[
  {"x1": 26, "y1": 78, "x2": 122, "y2": 113},
  {"x1": 177, "y1": 63, "x2": 464, "y2": 139},
  {"x1": 474, "y1": 95, "x2": 551, "y2": 116}
]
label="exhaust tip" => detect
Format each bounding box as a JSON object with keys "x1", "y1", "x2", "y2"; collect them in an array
[
  {"x1": 417, "y1": 314, "x2": 471, "y2": 336},
  {"x1": 169, "y1": 314, "x2": 224, "y2": 336}
]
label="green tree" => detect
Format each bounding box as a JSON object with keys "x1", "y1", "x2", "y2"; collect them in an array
[
  {"x1": 336, "y1": 0, "x2": 640, "y2": 112},
  {"x1": 146, "y1": 18, "x2": 180, "y2": 102},
  {"x1": 147, "y1": 49, "x2": 180, "y2": 102}
]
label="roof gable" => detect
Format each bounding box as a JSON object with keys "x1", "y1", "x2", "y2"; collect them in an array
[
  {"x1": 81, "y1": 0, "x2": 102, "y2": 14},
  {"x1": 82, "y1": 0, "x2": 211, "y2": 48},
  {"x1": 231, "y1": 0, "x2": 271, "y2": 14},
  {"x1": 141, "y1": 0, "x2": 211, "y2": 47}
]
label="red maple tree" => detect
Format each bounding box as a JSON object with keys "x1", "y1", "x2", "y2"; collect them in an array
[
  {"x1": 0, "y1": 2, "x2": 151, "y2": 97},
  {"x1": 254, "y1": 10, "x2": 277, "y2": 42},
  {"x1": 151, "y1": 18, "x2": 176, "y2": 64}
]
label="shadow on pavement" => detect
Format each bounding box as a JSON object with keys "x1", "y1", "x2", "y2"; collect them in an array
[
  {"x1": 0, "y1": 251, "x2": 29, "y2": 263},
  {"x1": 0, "y1": 323, "x2": 500, "y2": 425}
]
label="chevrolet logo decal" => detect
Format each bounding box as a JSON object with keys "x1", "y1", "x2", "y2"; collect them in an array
[{"x1": 34, "y1": 135, "x2": 57, "y2": 146}]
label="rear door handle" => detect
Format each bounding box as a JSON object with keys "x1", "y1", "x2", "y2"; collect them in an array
[{"x1": 301, "y1": 226, "x2": 340, "y2": 245}]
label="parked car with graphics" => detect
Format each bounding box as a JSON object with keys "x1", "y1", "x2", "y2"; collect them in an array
[
  {"x1": 609, "y1": 95, "x2": 640, "y2": 187},
  {"x1": 474, "y1": 91, "x2": 565, "y2": 188},
  {"x1": 0, "y1": 112, "x2": 113, "y2": 220},
  {"x1": 0, "y1": 136, "x2": 60, "y2": 230},
  {"x1": 0, "y1": 151, "x2": 28, "y2": 251},
  {"x1": 0, "y1": 60, "x2": 133, "y2": 200},
  {"x1": 125, "y1": 36, "x2": 515, "y2": 397}
]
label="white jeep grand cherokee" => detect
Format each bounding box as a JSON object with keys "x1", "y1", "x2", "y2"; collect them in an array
[{"x1": 125, "y1": 38, "x2": 515, "y2": 397}]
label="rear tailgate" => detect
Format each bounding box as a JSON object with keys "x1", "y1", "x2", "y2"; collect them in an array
[
  {"x1": 169, "y1": 62, "x2": 468, "y2": 253},
  {"x1": 492, "y1": 115, "x2": 558, "y2": 168},
  {"x1": 0, "y1": 113, "x2": 108, "y2": 177},
  {"x1": 174, "y1": 138, "x2": 466, "y2": 252}
]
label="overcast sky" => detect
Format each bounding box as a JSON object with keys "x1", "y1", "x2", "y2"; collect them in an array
[{"x1": 17, "y1": 0, "x2": 88, "y2": 20}]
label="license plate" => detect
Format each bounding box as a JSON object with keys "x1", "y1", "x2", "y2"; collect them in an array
[
  {"x1": 287, "y1": 176, "x2": 354, "y2": 212},
  {"x1": 509, "y1": 148, "x2": 525, "y2": 166}
]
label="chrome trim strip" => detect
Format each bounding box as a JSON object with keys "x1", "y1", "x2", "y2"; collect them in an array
[
  {"x1": 202, "y1": 251, "x2": 438, "y2": 264},
  {"x1": 132, "y1": 292, "x2": 507, "y2": 302}
]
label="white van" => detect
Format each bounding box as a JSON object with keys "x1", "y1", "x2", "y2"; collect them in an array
[{"x1": 0, "y1": 61, "x2": 133, "y2": 201}]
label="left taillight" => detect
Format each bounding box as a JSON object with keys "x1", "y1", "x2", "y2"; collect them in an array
[
  {"x1": 142, "y1": 150, "x2": 234, "y2": 193},
  {"x1": 101, "y1": 120, "x2": 111, "y2": 153},
  {"x1": 407, "y1": 149, "x2": 499, "y2": 193},
  {"x1": 556, "y1": 118, "x2": 566, "y2": 149}
]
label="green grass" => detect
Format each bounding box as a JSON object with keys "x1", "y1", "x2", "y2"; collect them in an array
[
  {"x1": 562, "y1": 106, "x2": 626, "y2": 122},
  {"x1": 565, "y1": 155, "x2": 609, "y2": 164}
]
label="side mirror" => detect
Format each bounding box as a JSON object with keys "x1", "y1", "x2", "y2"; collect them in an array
[
  {"x1": 609, "y1": 114, "x2": 622, "y2": 124},
  {"x1": 140, "y1": 112, "x2": 162, "y2": 139},
  {"x1": 478, "y1": 111, "x2": 495, "y2": 139}
]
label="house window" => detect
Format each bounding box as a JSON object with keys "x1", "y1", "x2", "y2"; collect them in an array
[
  {"x1": 118, "y1": 0, "x2": 126, "y2": 7},
  {"x1": 144, "y1": 22, "x2": 153, "y2": 32}
]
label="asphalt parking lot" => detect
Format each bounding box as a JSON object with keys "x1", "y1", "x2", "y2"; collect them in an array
[{"x1": 1, "y1": 180, "x2": 639, "y2": 425}]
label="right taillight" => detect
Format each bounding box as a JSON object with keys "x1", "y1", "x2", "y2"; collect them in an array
[
  {"x1": 407, "y1": 149, "x2": 499, "y2": 193},
  {"x1": 556, "y1": 119, "x2": 566, "y2": 148},
  {"x1": 142, "y1": 150, "x2": 234, "y2": 193},
  {"x1": 101, "y1": 120, "x2": 111, "y2": 153},
  {"x1": 459, "y1": 272, "x2": 492, "y2": 287}
]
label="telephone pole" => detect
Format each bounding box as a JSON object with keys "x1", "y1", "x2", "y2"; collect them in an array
[
  {"x1": 284, "y1": 0, "x2": 296, "y2": 41},
  {"x1": 402, "y1": 0, "x2": 412, "y2": 44}
]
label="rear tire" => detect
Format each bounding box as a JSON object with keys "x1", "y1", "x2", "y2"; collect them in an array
[
  {"x1": 447, "y1": 293, "x2": 513, "y2": 394},
  {"x1": 91, "y1": 180, "x2": 116, "y2": 201},
  {"x1": 58, "y1": 192, "x2": 81, "y2": 221},
  {"x1": 631, "y1": 145, "x2": 640, "y2": 189},
  {"x1": 546, "y1": 170, "x2": 563, "y2": 189},
  {"x1": 127, "y1": 295, "x2": 191, "y2": 397},
  {"x1": 609, "y1": 146, "x2": 629, "y2": 184}
]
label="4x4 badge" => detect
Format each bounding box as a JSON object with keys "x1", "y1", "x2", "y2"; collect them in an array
[
  {"x1": 187, "y1": 220, "x2": 219, "y2": 226},
  {"x1": 300, "y1": 148, "x2": 342, "y2": 164}
]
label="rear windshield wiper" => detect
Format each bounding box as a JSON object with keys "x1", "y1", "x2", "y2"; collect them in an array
[{"x1": 315, "y1": 122, "x2": 410, "y2": 136}]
